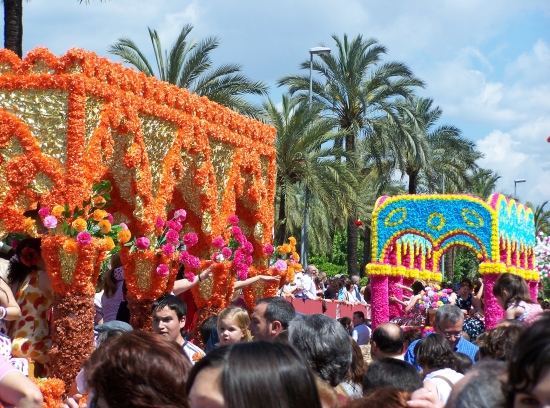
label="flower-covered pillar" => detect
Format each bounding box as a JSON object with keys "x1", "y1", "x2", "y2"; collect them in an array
[
  {"x1": 366, "y1": 264, "x2": 391, "y2": 329},
  {"x1": 479, "y1": 262, "x2": 506, "y2": 329}
]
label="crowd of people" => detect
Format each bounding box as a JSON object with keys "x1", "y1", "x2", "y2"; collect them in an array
[{"x1": 0, "y1": 237, "x2": 548, "y2": 407}]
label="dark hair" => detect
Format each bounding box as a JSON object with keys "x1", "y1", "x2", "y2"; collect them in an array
[
  {"x1": 416, "y1": 333, "x2": 456, "y2": 370},
  {"x1": 453, "y1": 352, "x2": 473, "y2": 374},
  {"x1": 103, "y1": 253, "x2": 123, "y2": 298},
  {"x1": 256, "y1": 297, "x2": 296, "y2": 330},
  {"x1": 199, "y1": 314, "x2": 218, "y2": 345},
  {"x1": 492, "y1": 273, "x2": 534, "y2": 306},
  {"x1": 186, "y1": 341, "x2": 322, "y2": 408},
  {"x1": 363, "y1": 358, "x2": 423, "y2": 394},
  {"x1": 372, "y1": 323, "x2": 404, "y2": 354},
  {"x1": 453, "y1": 360, "x2": 507, "y2": 408},
  {"x1": 152, "y1": 294, "x2": 187, "y2": 321},
  {"x1": 411, "y1": 281, "x2": 425, "y2": 296},
  {"x1": 403, "y1": 329, "x2": 422, "y2": 349},
  {"x1": 346, "y1": 338, "x2": 366, "y2": 386},
  {"x1": 339, "y1": 316, "x2": 352, "y2": 329},
  {"x1": 460, "y1": 278, "x2": 473, "y2": 290},
  {"x1": 85, "y1": 330, "x2": 191, "y2": 408},
  {"x1": 353, "y1": 311, "x2": 365, "y2": 320},
  {"x1": 505, "y1": 314, "x2": 550, "y2": 408},
  {"x1": 346, "y1": 387, "x2": 411, "y2": 408},
  {"x1": 481, "y1": 323, "x2": 525, "y2": 362},
  {"x1": 7, "y1": 237, "x2": 41, "y2": 285},
  {"x1": 288, "y1": 314, "x2": 352, "y2": 387}
]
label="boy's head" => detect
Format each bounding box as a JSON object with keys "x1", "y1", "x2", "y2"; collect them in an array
[{"x1": 151, "y1": 294, "x2": 187, "y2": 344}]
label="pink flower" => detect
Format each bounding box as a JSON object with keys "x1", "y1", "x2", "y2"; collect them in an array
[
  {"x1": 213, "y1": 237, "x2": 226, "y2": 249},
  {"x1": 120, "y1": 223, "x2": 128, "y2": 230},
  {"x1": 38, "y1": 207, "x2": 50, "y2": 217},
  {"x1": 221, "y1": 247, "x2": 233, "y2": 258},
  {"x1": 161, "y1": 244, "x2": 175, "y2": 256},
  {"x1": 263, "y1": 244, "x2": 274, "y2": 255},
  {"x1": 156, "y1": 264, "x2": 169, "y2": 277},
  {"x1": 188, "y1": 255, "x2": 201, "y2": 269},
  {"x1": 231, "y1": 226, "x2": 242, "y2": 235},
  {"x1": 212, "y1": 252, "x2": 224, "y2": 262},
  {"x1": 227, "y1": 215, "x2": 239, "y2": 225},
  {"x1": 107, "y1": 213, "x2": 114, "y2": 224},
  {"x1": 419, "y1": 304, "x2": 426, "y2": 311},
  {"x1": 178, "y1": 251, "x2": 190, "y2": 264},
  {"x1": 166, "y1": 220, "x2": 182, "y2": 232},
  {"x1": 431, "y1": 302, "x2": 438, "y2": 308},
  {"x1": 274, "y1": 259, "x2": 287, "y2": 271},
  {"x1": 43, "y1": 215, "x2": 58, "y2": 229},
  {"x1": 174, "y1": 209, "x2": 187, "y2": 220},
  {"x1": 165, "y1": 229, "x2": 180, "y2": 245},
  {"x1": 77, "y1": 231, "x2": 92, "y2": 246},
  {"x1": 156, "y1": 217, "x2": 164, "y2": 229},
  {"x1": 184, "y1": 272, "x2": 196, "y2": 282},
  {"x1": 242, "y1": 241, "x2": 254, "y2": 255},
  {"x1": 235, "y1": 233, "x2": 248, "y2": 247},
  {"x1": 183, "y1": 233, "x2": 198, "y2": 248},
  {"x1": 135, "y1": 237, "x2": 150, "y2": 250},
  {"x1": 237, "y1": 270, "x2": 248, "y2": 281}
]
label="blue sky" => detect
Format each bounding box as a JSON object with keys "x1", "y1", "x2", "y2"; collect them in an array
[{"x1": 5, "y1": 0, "x2": 550, "y2": 205}]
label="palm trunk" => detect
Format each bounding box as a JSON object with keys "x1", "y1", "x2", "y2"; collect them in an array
[
  {"x1": 4, "y1": 0, "x2": 23, "y2": 58},
  {"x1": 408, "y1": 171, "x2": 418, "y2": 194},
  {"x1": 347, "y1": 218, "x2": 358, "y2": 275}
]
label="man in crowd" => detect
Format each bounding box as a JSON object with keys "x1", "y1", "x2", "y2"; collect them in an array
[
  {"x1": 294, "y1": 264, "x2": 320, "y2": 300},
  {"x1": 371, "y1": 322, "x2": 405, "y2": 361},
  {"x1": 352, "y1": 311, "x2": 371, "y2": 345},
  {"x1": 151, "y1": 294, "x2": 204, "y2": 363},
  {"x1": 404, "y1": 304, "x2": 478, "y2": 370},
  {"x1": 351, "y1": 274, "x2": 367, "y2": 304},
  {"x1": 249, "y1": 297, "x2": 296, "y2": 341}
]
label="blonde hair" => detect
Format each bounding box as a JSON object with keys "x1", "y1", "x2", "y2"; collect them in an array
[{"x1": 218, "y1": 306, "x2": 252, "y2": 342}]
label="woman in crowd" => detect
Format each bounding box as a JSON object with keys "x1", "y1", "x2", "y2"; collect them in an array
[
  {"x1": 416, "y1": 333, "x2": 464, "y2": 405},
  {"x1": 505, "y1": 313, "x2": 550, "y2": 408},
  {"x1": 7, "y1": 238, "x2": 53, "y2": 375},
  {"x1": 100, "y1": 253, "x2": 125, "y2": 323},
  {"x1": 340, "y1": 339, "x2": 365, "y2": 399},
  {"x1": 186, "y1": 341, "x2": 322, "y2": 408},
  {"x1": 456, "y1": 278, "x2": 483, "y2": 313},
  {"x1": 493, "y1": 273, "x2": 543, "y2": 325}
]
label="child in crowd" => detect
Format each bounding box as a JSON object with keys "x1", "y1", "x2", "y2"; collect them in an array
[
  {"x1": 217, "y1": 306, "x2": 252, "y2": 346},
  {"x1": 492, "y1": 273, "x2": 543, "y2": 325}
]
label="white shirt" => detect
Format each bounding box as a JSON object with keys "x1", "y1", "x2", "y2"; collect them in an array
[
  {"x1": 424, "y1": 368, "x2": 464, "y2": 404},
  {"x1": 352, "y1": 323, "x2": 371, "y2": 345},
  {"x1": 295, "y1": 274, "x2": 317, "y2": 299},
  {"x1": 182, "y1": 340, "x2": 205, "y2": 365}
]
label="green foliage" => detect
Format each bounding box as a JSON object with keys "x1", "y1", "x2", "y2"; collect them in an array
[
  {"x1": 360, "y1": 277, "x2": 369, "y2": 287},
  {"x1": 452, "y1": 247, "x2": 480, "y2": 283},
  {"x1": 330, "y1": 231, "x2": 347, "y2": 266},
  {"x1": 308, "y1": 254, "x2": 347, "y2": 277}
]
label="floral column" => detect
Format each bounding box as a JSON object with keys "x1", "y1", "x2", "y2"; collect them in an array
[
  {"x1": 367, "y1": 264, "x2": 392, "y2": 329},
  {"x1": 479, "y1": 262, "x2": 507, "y2": 329}
]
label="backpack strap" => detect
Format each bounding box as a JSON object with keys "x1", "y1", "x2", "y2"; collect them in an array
[{"x1": 431, "y1": 375, "x2": 454, "y2": 389}]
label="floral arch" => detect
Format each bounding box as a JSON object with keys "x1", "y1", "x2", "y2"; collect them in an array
[
  {"x1": 367, "y1": 194, "x2": 537, "y2": 330},
  {"x1": 0, "y1": 47, "x2": 277, "y2": 386}
]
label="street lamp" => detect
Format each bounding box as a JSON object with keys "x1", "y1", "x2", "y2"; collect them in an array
[
  {"x1": 514, "y1": 179, "x2": 526, "y2": 198},
  {"x1": 300, "y1": 46, "x2": 331, "y2": 268}
]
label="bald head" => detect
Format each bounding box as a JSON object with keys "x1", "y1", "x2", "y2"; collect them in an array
[{"x1": 372, "y1": 322, "x2": 405, "y2": 360}]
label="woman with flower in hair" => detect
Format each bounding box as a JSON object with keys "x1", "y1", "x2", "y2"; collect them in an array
[{"x1": 7, "y1": 238, "x2": 53, "y2": 375}]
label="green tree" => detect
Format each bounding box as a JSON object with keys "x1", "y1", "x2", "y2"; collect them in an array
[
  {"x1": 3, "y1": 0, "x2": 103, "y2": 58},
  {"x1": 526, "y1": 201, "x2": 550, "y2": 235},
  {"x1": 279, "y1": 34, "x2": 424, "y2": 274},
  {"x1": 109, "y1": 24, "x2": 268, "y2": 118},
  {"x1": 468, "y1": 168, "x2": 501, "y2": 200},
  {"x1": 264, "y1": 94, "x2": 358, "y2": 253}
]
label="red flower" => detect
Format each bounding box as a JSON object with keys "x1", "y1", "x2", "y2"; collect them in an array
[
  {"x1": 20, "y1": 247, "x2": 40, "y2": 267},
  {"x1": 354, "y1": 220, "x2": 364, "y2": 226}
]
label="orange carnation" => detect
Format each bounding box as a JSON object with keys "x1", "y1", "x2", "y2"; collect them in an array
[
  {"x1": 92, "y1": 209, "x2": 107, "y2": 222},
  {"x1": 98, "y1": 220, "x2": 111, "y2": 233},
  {"x1": 291, "y1": 252, "x2": 300, "y2": 262},
  {"x1": 51, "y1": 205, "x2": 64, "y2": 217},
  {"x1": 23, "y1": 217, "x2": 35, "y2": 230},
  {"x1": 72, "y1": 218, "x2": 87, "y2": 232},
  {"x1": 104, "y1": 236, "x2": 115, "y2": 251},
  {"x1": 93, "y1": 196, "x2": 106, "y2": 208},
  {"x1": 117, "y1": 229, "x2": 131, "y2": 244},
  {"x1": 288, "y1": 237, "x2": 297, "y2": 246},
  {"x1": 63, "y1": 238, "x2": 78, "y2": 254},
  {"x1": 280, "y1": 244, "x2": 291, "y2": 254}
]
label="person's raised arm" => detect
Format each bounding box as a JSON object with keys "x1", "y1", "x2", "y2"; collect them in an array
[
  {"x1": 0, "y1": 278, "x2": 20, "y2": 321},
  {"x1": 233, "y1": 275, "x2": 280, "y2": 290},
  {"x1": 172, "y1": 265, "x2": 213, "y2": 295}
]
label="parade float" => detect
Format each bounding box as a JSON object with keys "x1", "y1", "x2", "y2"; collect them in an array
[
  {"x1": 0, "y1": 47, "x2": 280, "y2": 390},
  {"x1": 366, "y1": 194, "x2": 538, "y2": 330}
]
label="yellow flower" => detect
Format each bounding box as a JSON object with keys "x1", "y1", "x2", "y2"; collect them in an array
[
  {"x1": 23, "y1": 217, "x2": 35, "y2": 230},
  {"x1": 292, "y1": 263, "x2": 303, "y2": 271},
  {"x1": 72, "y1": 218, "x2": 87, "y2": 232},
  {"x1": 288, "y1": 237, "x2": 297, "y2": 246},
  {"x1": 117, "y1": 229, "x2": 131, "y2": 245},
  {"x1": 280, "y1": 244, "x2": 291, "y2": 254},
  {"x1": 52, "y1": 205, "x2": 64, "y2": 217},
  {"x1": 104, "y1": 236, "x2": 115, "y2": 251},
  {"x1": 291, "y1": 252, "x2": 300, "y2": 262},
  {"x1": 93, "y1": 209, "x2": 107, "y2": 222},
  {"x1": 93, "y1": 196, "x2": 106, "y2": 208},
  {"x1": 98, "y1": 220, "x2": 111, "y2": 233},
  {"x1": 63, "y1": 238, "x2": 78, "y2": 254}
]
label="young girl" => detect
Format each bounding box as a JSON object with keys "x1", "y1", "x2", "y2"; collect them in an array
[
  {"x1": 493, "y1": 273, "x2": 543, "y2": 325},
  {"x1": 217, "y1": 306, "x2": 252, "y2": 346}
]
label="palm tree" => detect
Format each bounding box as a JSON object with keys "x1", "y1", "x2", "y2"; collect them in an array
[
  {"x1": 526, "y1": 201, "x2": 550, "y2": 235},
  {"x1": 264, "y1": 94, "x2": 358, "y2": 253},
  {"x1": 279, "y1": 34, "x2": 424, "y2": 274},
  {"x1": 392, "y1": 97, "x2": 481, "y2": 194},
  {"x1": 3, "y1": 0, "x2": 103, "y2": 58},
  {"x1": 109, "y1": 24, "x2": 268, "y2": 118},
  {"x1": 468, "y1": 168, "x2": 501, "y2": 200}
]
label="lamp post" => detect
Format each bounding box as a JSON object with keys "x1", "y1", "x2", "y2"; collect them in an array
[
  {"x1": 514, "y1": 179, "x2": 526, "y2": 198},
  {"x1": 300, "y1": 46, "x2": 331, "y2": 268}
]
